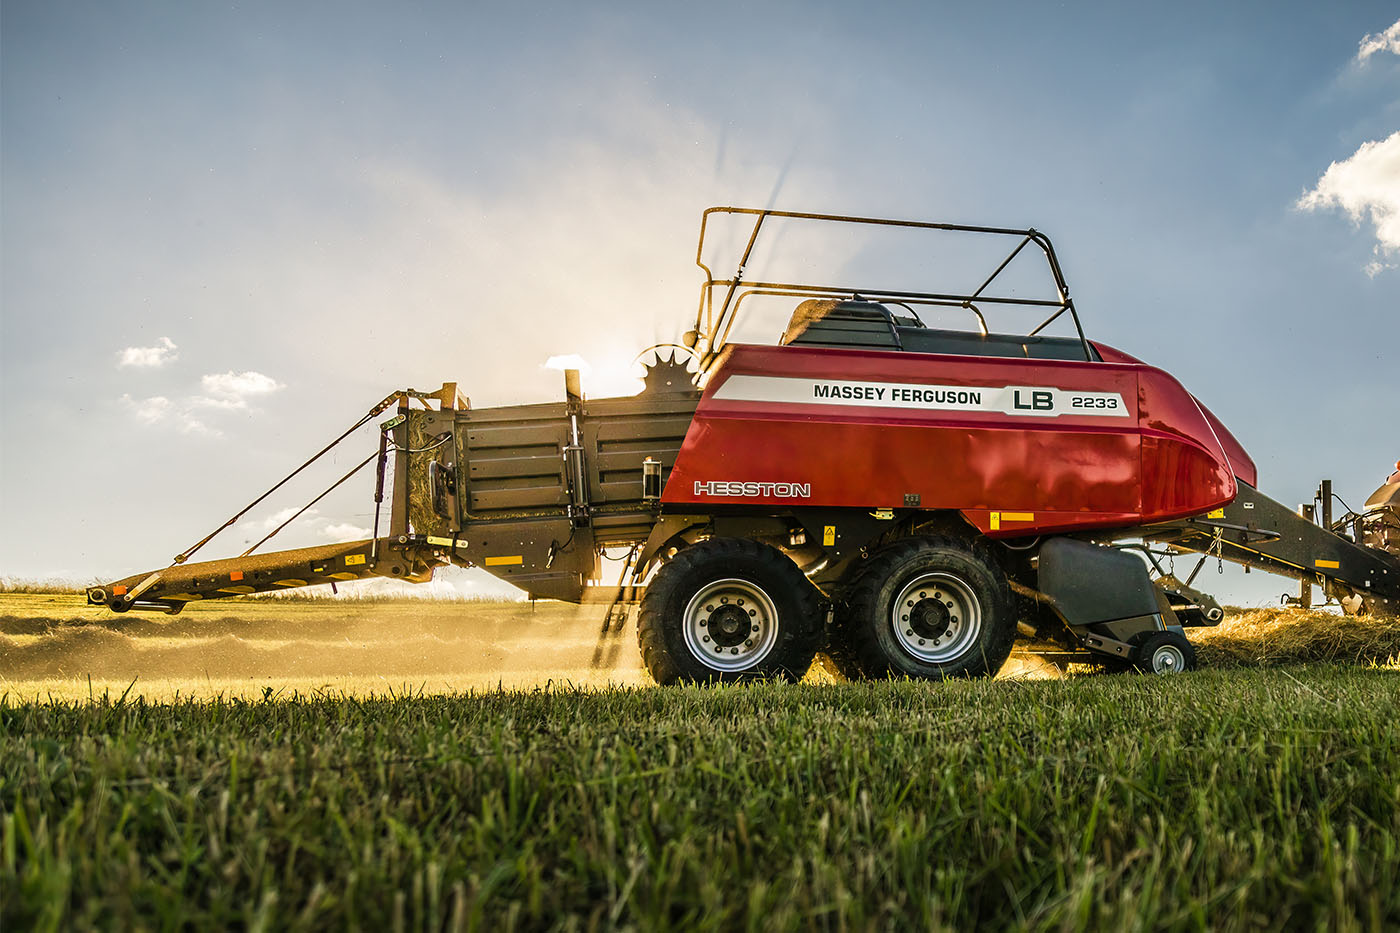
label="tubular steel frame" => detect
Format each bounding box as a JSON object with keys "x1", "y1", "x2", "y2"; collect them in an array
[{"x1": 691, "y1": 207, "x2": 1091, "y2": 368}]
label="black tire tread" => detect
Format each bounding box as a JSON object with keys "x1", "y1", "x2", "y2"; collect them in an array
[
  {"x1": 637, "y1": 537, "x2": 821, "y2": 685},
  {"x1": 838, "y1": 535, "x2": 1015, "y2": 680}
]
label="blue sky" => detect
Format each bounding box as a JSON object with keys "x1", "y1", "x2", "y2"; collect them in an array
[{"x1": 2, "y1": 1, "x2": 1397, "y2": 604}]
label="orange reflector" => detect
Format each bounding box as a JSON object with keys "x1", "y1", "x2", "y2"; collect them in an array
[
  {"x1": 112, "y1": 585, "x2": 127, "y2": 596},
  {"x1": 230, "y1": 570, "x2": 244, "y2": 582}
]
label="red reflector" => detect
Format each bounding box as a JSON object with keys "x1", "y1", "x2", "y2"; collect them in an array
[
  {"x1": 112, "y1": 585, "x2": 127, "y2": 596},
  {"x1": 230, "y1": 570, "x2": 244, "y2": 582}
]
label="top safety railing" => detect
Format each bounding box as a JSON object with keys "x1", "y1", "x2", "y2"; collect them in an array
[{"x1": 687, "y1": 207, "x2": 1092, "y2": 369}]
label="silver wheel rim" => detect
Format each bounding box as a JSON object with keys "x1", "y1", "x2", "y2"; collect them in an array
[
  {"x1": 682, "y1": 578, "x2": 780, "y2": 672},
  {"x1": 1150, "y1": 643, "x2": 1186, "y2": 673},
  {"x1": 890, "y1": 572, "x2": 982, "y2": 664}
]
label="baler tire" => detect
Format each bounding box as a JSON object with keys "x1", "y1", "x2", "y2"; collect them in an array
[
  {"x1": 636, "y1": 537, "x2": 821, "y2": 684},
  {"x1": 839, "y1": 536, "x2": 1015, "y2": 680},
  {"x1": 1133, "y1": 630, "x2": 1197, "y2": 674}
]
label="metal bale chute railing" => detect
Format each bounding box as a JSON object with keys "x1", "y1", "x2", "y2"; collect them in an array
[{"x1": 687, "y1": 207, "x2": 1093, "y2": 370}]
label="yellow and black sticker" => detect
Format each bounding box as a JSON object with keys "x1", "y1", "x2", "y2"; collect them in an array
[
  {"x1": 823, "y1": 525, "x2": 836, "y2": 546},
  {"x1": 345, "y1": 554, "x2": 366, "y2": 566},
  {"x1": 1314, "y1": 559, "x2": 1340, "y2": 569},
  {"x1": 1207, "y1": 508, "x2": 1226, "y2": 519},
  {"x1": 989, "y1": 511, "x2": 1035, "y2": 531},
  {"x1": 871, "y1": 509, "x2": 895, "y2": 521},
  {"x1": 484, "y1": 555, "x2": 524, "y2": 567}
]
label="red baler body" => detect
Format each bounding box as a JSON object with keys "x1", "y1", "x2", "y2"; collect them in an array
[{"x1": 664, "y1": 341, "x2": 1255, "y2": 538}]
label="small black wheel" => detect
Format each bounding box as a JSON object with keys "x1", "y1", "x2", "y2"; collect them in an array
[
  {"x1": 637, "y1": 537, "x2": 821, "y2": 684},
  {"x1": 1134, "y1": 630, "x2": 1197, "y2": 674},
  {"x1": 839, "y1": 536, "x2": 1015, "y2": 680}
]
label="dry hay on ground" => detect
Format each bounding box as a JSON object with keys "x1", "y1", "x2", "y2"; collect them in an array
[{"x1": 1192, "y1": 607, "x2": 1400, "y2": 668}]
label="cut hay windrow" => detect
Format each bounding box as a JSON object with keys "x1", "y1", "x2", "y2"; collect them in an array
[{"x1": 1193, "y1": 607, "x2": 1400, "y2": 668}]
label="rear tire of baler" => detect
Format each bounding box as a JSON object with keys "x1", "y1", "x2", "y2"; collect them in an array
[
  {"x1": 839, "y1": 536, "x2": 1015, "y2": 680},
  {"x1": 637, "y1": 537, "x2": 821, "y2": 685}
]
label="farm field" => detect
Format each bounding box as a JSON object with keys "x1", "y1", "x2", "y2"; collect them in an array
[{"x1": 3, "y1": 593, "x2": 1399, "y2": 930}]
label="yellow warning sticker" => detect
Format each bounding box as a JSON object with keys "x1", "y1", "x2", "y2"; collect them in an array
[
  {"x1": 345, "y1": 554, "x2": 366, "y2": 566},
  {"x1": 871, "y1": 509, "x2": 894, "y2": 520},
  {"x1": 991, "y1": 511, "x2": 1035, "y2": 531},
  {"x1": 484, "y1": 555, "x2": 524, "y2": 567},
  {"x1": 1207, "y1": 508, "x2": 1226, "y2": 519},
  {"x1": 823, "y1": 525, "x2": 836, "y2": 546},
  {"x1": 1314, "y1": 559, "x2": 1340, "y2": 569}
]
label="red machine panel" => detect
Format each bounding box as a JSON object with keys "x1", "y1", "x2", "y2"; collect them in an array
[{"x1": 663, "y1": 343, "x2": 1238, "y2": 536}]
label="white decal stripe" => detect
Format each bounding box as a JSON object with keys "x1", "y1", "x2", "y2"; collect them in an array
[{"x1": 712, "y1": 375, "x2": 1131, "y2": 418}]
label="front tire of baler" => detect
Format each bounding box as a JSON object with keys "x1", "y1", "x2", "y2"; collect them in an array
[
  {"x1": 840, "y1": 536, "x2": 1015, "y2": 680},
  {"x1": 637, "y1": 537, "x2": 821, "y2": 684}
]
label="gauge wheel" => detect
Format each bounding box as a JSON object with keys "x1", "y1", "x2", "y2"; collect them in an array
[
  {"x1": 1134, "y1": 630, "x2": 1197, "y2": 674},
  {"x1": 637, "y1": 537, "x2": 821, "y2": 684}
]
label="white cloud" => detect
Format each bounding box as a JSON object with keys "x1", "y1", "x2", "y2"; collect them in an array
[
  {"x1": 543, "y1": 354, "x2": 591, "y2": 374},
  {"x1": 201, "y1": 370, "x2": 283, "y2": 399},
  {"x1": 1357, "y1": 18, "x2": 1400, "y2": 63},
  {"x1": 117, "y1": 336, "x2": 178, "y2": 368},
  {"x1": 543, "y1": 353, "x2": 645, "y2": 398},
  {"x1": 1297, "y1": 130, "x2": 1400, "y2": 270},
  {"x1": 321, "y1": 522, "x2": 371, "y2": 542}
]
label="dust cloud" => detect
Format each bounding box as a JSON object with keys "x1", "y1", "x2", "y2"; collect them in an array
[{"x1": 0, "y1": 597, "x2": 649, "y2": 701}]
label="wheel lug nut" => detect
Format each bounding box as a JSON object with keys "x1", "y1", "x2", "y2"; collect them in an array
[
  {"x1": 731, "y1": 648, "x2": 739, "y2": 655},
  {"x1": 703, "y1": 635, "x2": 710, "y2": 642},
  {"x1": 946, "y1": 601, "x2": 953, "y2": 607},
  {"x1": 715, "y1": 646, "x2": 723, "y2": 653},
  {"x1": 706, "y1": 605, "x2": 714, "y2": 612},
  {"x1": 745, "y1": 639, "x2": 753, "y2": 647},
  {"x1": 751, "y1": 625, "x2": 759, "y2": 632},
  {"x1": 721, "y1": 597, "x2": 728, "y2": 604},
  {"x1": 737, "y1": 599, "x2": 744, "y2": 606},
  {"x1": 919, "y1": 591, "x2": 927, "y2": 598},
  {"x1": 918, "y1": 639, "x2": 925, "y2": 645},
  {"x1": 906, "y1": 629, "x2": 914, "y2": 636},
  {"x1": 748, "y1": 609, "x2": 756, "y2": 616}
]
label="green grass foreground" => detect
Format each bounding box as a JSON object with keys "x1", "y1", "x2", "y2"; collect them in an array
[{"x1": 3, "y1": 668, "x2": 1398, "y2": 931}]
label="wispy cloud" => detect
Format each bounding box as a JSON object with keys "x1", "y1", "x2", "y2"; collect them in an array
[
  {"x1": 321, "y1": 522, "x2": 371, "y2": 542},
  {"x1": 120, "y1": 369, "x2": 283, "y2": 435},
  {"x1": 117, "y1": 336, "x2": 178, "y2": 368},
  {"x1": 1357, "y1": 18, "x2": 1400, "y2": 63},
  {"x1": 1297, "y1": 131, "x2": 1400, "y2": 275},
  {"x1": 119, "y1": 394, "x2": 218, "y2": 436}
]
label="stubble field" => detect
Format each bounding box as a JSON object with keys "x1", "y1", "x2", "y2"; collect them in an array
[{"x1": 3, "y1": 592, "x2": 1398, "y2": 930}]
